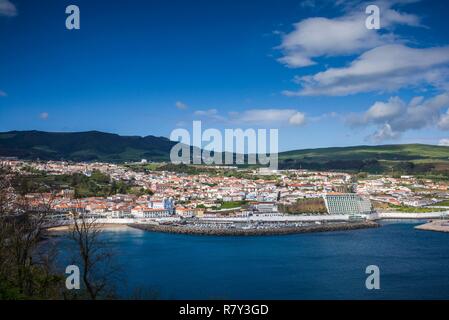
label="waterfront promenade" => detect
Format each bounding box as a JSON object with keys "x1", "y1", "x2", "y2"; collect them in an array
[
  {"x1": 372, "y1": 211, "x2": 448, "y2": 219},
  {"x1": 46, "y1": 210, "x2": 449, "y2": 236},
  {"x1": 46, "y1": 211, "x2": 448, "y2": 227}
]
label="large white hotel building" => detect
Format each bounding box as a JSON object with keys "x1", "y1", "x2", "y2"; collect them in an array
[{"x1": 324, "y1": 193, "x2": 373, "y2": 215}]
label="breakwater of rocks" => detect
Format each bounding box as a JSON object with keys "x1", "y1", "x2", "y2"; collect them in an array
[{"x1": 128, "y1": 220, "x2": 379, "y2": 236}]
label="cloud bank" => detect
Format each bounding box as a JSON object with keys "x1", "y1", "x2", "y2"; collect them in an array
[
  {"x1": 277, "y1": 0, "x2": 449, "y2": 97},
  {"x1": 278, "y1": 0, "x2": 421, "y2": 68},
  {"x1": 347, "y1": 93, "x2": 449, "y2": 142},
  {"x1": 284, "y1": 45, "x2": 449, "y2": 96}
]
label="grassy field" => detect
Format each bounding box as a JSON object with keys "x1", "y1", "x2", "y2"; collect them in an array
[
  {"x1": 435, "y1": 200, "x2": 449, "y2": 206},
  {"x1": 125, "y1": 162, "x2": 166, "y2": 171},
  {"x1": 220, "y1": 201, "x2": 248, "y2": 209}
]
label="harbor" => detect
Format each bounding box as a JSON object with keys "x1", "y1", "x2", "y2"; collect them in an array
[
  {"x1": 52, "y1": 220, "x2": 449, "y2": 299},
  {"x1": 45, "y1": 211, "x2": 449, "y2": 235}
]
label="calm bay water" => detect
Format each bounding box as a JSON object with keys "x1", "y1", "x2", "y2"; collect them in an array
[{"x1": 56, "y1": 220, "x2": 449, "y2": 299}]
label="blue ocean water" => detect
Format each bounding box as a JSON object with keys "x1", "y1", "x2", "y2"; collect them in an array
[{"x1": 55, "y1": 221, "x2": 449, "y2": 299}]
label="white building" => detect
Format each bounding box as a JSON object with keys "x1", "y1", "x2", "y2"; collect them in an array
[
  {"x1": 324, "y1": 193, "x2": 372, "y2": 215},
  {"x1": 149, "y1": 198, "x2": 175, "y2": 213},
  {"x1": 131, "y1": 206, "x2": 171, "y2": 218},
  {"x1": 252, "y1": 202, "x2": 278, "y2": 213}
]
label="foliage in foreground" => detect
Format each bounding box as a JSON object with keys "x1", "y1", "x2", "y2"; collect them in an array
[{"x1": 0, "y1": 165, "x2": 119, "y2": 299}]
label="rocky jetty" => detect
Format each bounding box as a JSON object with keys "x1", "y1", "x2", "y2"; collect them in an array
[{"x1": 128, "y1": 220, "x2": 379, "y2": 236}]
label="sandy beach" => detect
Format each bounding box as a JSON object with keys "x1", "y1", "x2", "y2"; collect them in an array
[{"x1": 47, "y1": 223, "x2": 132, "y2": 232}]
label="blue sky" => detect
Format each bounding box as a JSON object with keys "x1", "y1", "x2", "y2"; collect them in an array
[{"x1": 1, "y1": 0, "x2": 449, "y2": 151}]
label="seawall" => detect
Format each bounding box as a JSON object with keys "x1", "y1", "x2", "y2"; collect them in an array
[{"x1": 128, "y1": 221, "x2": 379, "y2": 236}]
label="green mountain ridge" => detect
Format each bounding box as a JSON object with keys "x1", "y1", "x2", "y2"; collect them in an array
[
  {"x1": 0, "y1": 130, "x2": 176, "y2": 162},
  {"x1": 1, "y1": 131, "x2": 449, "y2": 174}
]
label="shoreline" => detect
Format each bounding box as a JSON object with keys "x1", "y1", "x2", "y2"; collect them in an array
[
  {"x1": 128, "y1": 220, "x2": 379, "y2": 236},
  {"x1": 46, "y1": 223, "x2": 132, "y2": 232}
]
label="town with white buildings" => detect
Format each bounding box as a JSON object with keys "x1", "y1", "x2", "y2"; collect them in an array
[{"x1": 1, "y1": 159, "x2": 449, "y2": 227}]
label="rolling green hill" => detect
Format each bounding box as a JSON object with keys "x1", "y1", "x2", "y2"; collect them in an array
[
  {"x1": 278, "y1": 144, "x2": 449, "y2": 174},
  {"x1": 279, "y1": 144, "x2": 449, "y2": 162}
]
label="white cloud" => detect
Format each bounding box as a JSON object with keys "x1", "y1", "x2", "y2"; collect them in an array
[
  {"x1": 393, "y1": 93, "x2": 449, "y2": 131},
  {"x1": 0, "y1": 0, "x2": 17, "y2": 17},
  {"x1": 364, "y1": 96, "x2": 404, "y2": 122},
  {"x1": 175, "y1": 101, "x2": 188, "y2": 110},
  {"x1": 194, "y1": 109, "x2": 227, "y2": 122},
  {"x1": 0, "y1": 90, "x2": 6, "y2": 97},
  {"x1": 382, "y1": 5, "x2": 421, "y2": 27},
  {"x1": 277, "y1": 1, "x2": 447, "y2": 97},
  {"x1": 39, "y1": 112, "x2": 49, "y2": 120},
  {"x1": 368, "y1": 123, "x2": 399, "y2": 142},
  {"x1": 348, "y1": 93, "x2": 449, "y2": 142},
  {"x1": 194, "y1": 109, "x2": 218, "y2": 116},
  {"x1": 277, "y1": 0, "x2": 421, "y2": 68},
  {"x1": 347, "y1": 96, "x2": 404, "y2": 126},
  {"x1": 288, "y1": 111, "x2": 306, "y2": 125},
  {"x1": 278, "y1": 16, "x2": 383, "y2": 68},
  {"x1": 231, "y1": 109, "x2": 305, "y2": 125},
  {"x1": 438, "y1": 138, "x2": 449, "y2": 146},
  {"x1": 438, "y1": 109, "x2": 449, "y2": 130},
  {"x1": 285, "y1": 44, "x2": 449, "y2": 96},
  {"x1": 175, "y1": 120, "x2": 187, "y2": 127},
  {"x1": 194, "y1": 108, "x2": 306, "y2": 126}
]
